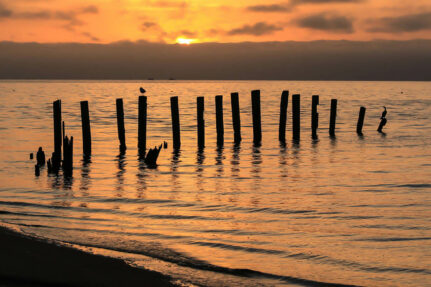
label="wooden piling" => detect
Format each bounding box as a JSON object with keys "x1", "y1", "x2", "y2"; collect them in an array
[
  {"x1": 138, "y1": 96, "x2": 147, "y2": 154},
  {"x1": 170, "y1": 96, "x2": 181, "y2": 150},
  {"x1": 116, "y1": 98, "x2": 126, "y2": 152},
  {"x1": 53, "y1": 100, "x2": 62, "y2": 171},
  {"x1": 251, "y1": 90, "x2": 262, "y2": 145},
  {"x1": 215, "y1": 95, "x2": 224, "y2": 146},
  {"x1": 197, "y1": 97, "x2": 205, "y2": 149},
  {"x1": 329, "y1": 99, "x2": 337, "y2": 136},
  {"x1": 292, "y1": 94, "x2": 301, "y2": 141},
  {"x1": 278, "y1": 90, "x2": 289, "y2": 142},
  {"x1": 80, "y1": 101, "x2": 91, "y2": 157},
  {"x1": 312, "y1": 95, "x2": 319, "y2": 138},
  {"x1": 357, "y1": 107, "x2": 366, "y2": 134},
  {"x1": 231, "y1": 92, "x2": 241, "y2": 144}
]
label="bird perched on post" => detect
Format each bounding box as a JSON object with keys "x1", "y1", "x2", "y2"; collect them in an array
[{"x1": 140, "y1": 87, "x2": 146, "y2": 94}]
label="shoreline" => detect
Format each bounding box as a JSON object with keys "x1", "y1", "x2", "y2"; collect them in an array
[{"x1": 0, "y1": 226, "x2": 177, "y2": 287}]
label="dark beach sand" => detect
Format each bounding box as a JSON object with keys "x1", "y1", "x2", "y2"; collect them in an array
[{"x1": 0, "y1": 226, "x2": 176, "y2": 286}]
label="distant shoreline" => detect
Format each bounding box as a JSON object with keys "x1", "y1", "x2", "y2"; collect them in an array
[{"x1": 0, "y1": 225, "x2": 176, "y2": 287}]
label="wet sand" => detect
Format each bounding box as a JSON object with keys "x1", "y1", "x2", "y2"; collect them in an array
[{"x1": 0, "y1": 226, "x2": 176, "y2": 286}]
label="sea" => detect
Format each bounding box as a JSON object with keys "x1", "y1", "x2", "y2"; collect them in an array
[{"x1": 0, "y1": 80, "x2": 430, "y2": 286}]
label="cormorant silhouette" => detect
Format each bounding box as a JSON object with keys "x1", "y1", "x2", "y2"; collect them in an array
[{"x1": 381, "y1": 106, "x2": 387, "y2": 119}]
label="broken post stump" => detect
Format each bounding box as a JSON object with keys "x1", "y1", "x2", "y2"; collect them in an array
[
  {"x1": 312, "y1": 95, "x2": 319, "y2": 139},
  {"x1": 329, "y1": 99, "x2": 337, "y2": 137},
  {"x1": 80, "y1": 101, "x2": 92, "y2": 158},
  {"x1": 197, "y1": 97, "x2": 205, "y2": 149},
  {"x1": 292, "y1": 94, "x2": 301, "y2": 141},
  {"x1": 138, "y1": 95, "x2": 147, "y2": 154},
  {"x1": 170, "y1": 96, "x2": 181, "y2": 150},
  {"x1": 231, "y1": 92, "x2": 242, "y2": 144},
  {"x1": 36, "y1": 147, "x2": 45, "y2": 166},
  {"x1": 251, "y1": 90, "x2": 262, "y2": 146},
  {"x1": 144, "y1": 144, "x2": 162, "y2": 168},
  {"x1": 278, "y1": 90, "x2": 289, "y2": 143},
  {"x1": 215, "y1": 95, "x2": 224, "y2": 147},
  {"x1": 357, "y1": 107, "x2": 366, "y2": 134},
  {"x1": 30, "y1": 153, "x2": 33, "y2": 160},
  {"x1": 116, "y1": 98, "x2": 126, "y2": 153}
]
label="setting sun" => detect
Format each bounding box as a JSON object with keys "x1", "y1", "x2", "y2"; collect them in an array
[{"x1": 176, "y1": 37, "x2": 197, "y2": 45}]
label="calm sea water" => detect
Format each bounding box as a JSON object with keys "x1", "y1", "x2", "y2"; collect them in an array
[{"x1": 0, "y1": 80, "x2": 431, "y2": 286}]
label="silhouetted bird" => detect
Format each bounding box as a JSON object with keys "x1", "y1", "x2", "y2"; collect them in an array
[
  {"x1": 381, "y1": 106, "x2": 387, "y2": 119},
  {"x1": 140, "y1": 87, "x2": 146, "y2": 94}
]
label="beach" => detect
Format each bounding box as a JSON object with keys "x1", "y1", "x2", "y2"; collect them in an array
[{"x1": 0, "y1": 226, "x2": 176, "y2": 287}]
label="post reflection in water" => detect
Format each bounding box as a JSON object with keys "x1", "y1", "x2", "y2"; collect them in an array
[
  {"x1": 215, "y1": 147, "x2": 224, "y2": 177},
  {"x1": 115, "y1": 153, "x2": 126, "y2": 196},
  {"x1": 80, "y1": 158, "x2": 91, "y2": 194},
  {"x1": 171, "y1": 150, "x2": 181, "y2": 193},
  {"x1": 196, "y1": 149, "x2": 205, "y2": 193},
  {"x1": 136, "y1": 158, "x2": 147, "y2": 198},
  {"x1": 279, "y1": 144, "x2": 288, "y2": 193},
  {"x1": 231, "y1": 144, "x2": 241, "y2": 178},
  {"x1": 250, "y1": 146, "x2": 262, "y2": 207}
]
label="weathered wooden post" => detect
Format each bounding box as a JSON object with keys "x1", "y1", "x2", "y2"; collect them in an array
[
  {"x1": 311, "y1": 95, "x2": 319, "y2": 139},
  {"x1": 292, "y1": 94, "x2": 300, "y2": 141},
  {"x1": 329, "y1": 99, "x2": 337, "y2": 137},
  {"x1": 278, "y1": 90, "x2": 289, "y2": 142},
  {"x1": 170, "y1": 96, "x2": 181, "y2": 150},
  {"x1": 231, "y1": 92, "x2": 241, "y2": 144},
  {"x1": 251, "y1": 90, "x2": 262, "y2": 146},
  {"x1": 80, "y1": 101, "x2": 91, "y2": 158},
  {"x1": 53, "y1": 100, "x2": 62, "y2": 172},
  {"x1": 197, "y1": 97, "x2": 205, "y2": 149},
  {"x1": 215, "y1": 95, "x2": 224, "y2": 147},
  {"x1": 116, "y1": 98, "x2": 126, "y2": 152},
  {"x1": 138, "y1": 96, "x2": 147, "y2": 154},
  {"x1": 357, "y1": 106, "x2": 366, "y2": 134}
]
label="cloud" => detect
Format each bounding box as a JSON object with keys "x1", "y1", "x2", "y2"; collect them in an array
[
  {"x1": 149, "y1": 1, "x2": 188, "y2": 8},
  {"x1": 0, "y1": 2, "x2": 13, "y2": 18},
  {"x1": 141, "y1": 21, "x2": 158, "y2": 31},
  {"x1": 227, "y1": 22, "x2": 283, "y2": 36},
  {"x1": 247, "y1": 4, "x2": 291, "y2": 13},
  {"x1": 296, "y1": 13, "x2": 354, "y2": 33},
  {"x1": 81, "y1": 31, "x2": 100, "y2": 42},
  {"x1": 247, "y1": 0, "x2": 362, "y2": 13},
  {"x1": 0, "y1": 3, "x2": 98, "y2": 29},
  {"x1": 291, "y1": 0, "x2": 362, "y2": 3},
  {"x1": 367, "y1": 12, "x2": 431, "y2": 33}
]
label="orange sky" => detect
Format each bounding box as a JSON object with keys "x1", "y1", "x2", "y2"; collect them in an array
[{"x1": 1, "y1": 0, "x2": 431, "y2": 43}]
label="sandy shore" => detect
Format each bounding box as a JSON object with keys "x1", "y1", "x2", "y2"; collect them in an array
[{"x1": 0, "y1": 226, "x2": 177, "y2": 286}]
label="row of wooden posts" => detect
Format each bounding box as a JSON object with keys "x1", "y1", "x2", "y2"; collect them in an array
[{"x1": 53, "y1": 90, "x2": 374, "y2": 160}]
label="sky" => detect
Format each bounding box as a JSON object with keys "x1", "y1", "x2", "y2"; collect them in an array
[{"x1": 1, "y1": 0, "x2": 431, "y2": 44}]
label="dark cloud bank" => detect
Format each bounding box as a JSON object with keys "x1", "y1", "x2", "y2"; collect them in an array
[{"x1": 0, "y1": 40, "x2": 430, "y2": 80}]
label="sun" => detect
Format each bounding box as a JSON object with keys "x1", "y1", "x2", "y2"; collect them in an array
[{"x1": 176, "y1": 37, "x2": 197, "y2": 45}]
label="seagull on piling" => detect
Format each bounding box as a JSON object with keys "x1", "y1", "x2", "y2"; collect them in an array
[{"x1": 140, "y1": 87, "x2": 146, "y2": 94}]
